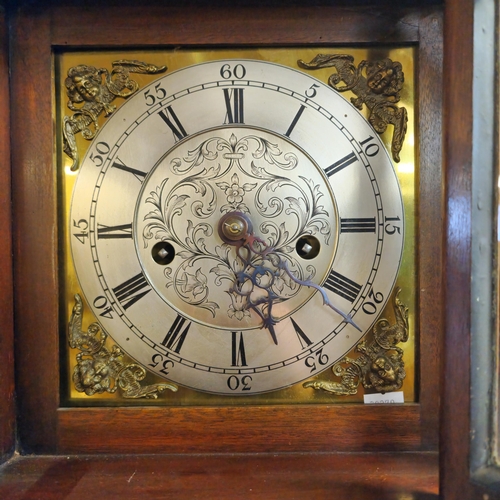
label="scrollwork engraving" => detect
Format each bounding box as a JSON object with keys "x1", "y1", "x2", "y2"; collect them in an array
[{"x1": 141, "y1": 133, "x2": 332, "y2": 325}]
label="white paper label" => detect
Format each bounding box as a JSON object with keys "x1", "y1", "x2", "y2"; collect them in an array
[{"x1": 363, "y1": 391, "x2": 404, "y2": 404}]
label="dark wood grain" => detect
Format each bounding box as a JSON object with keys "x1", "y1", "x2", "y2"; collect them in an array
[
  {"x1": 415, "y1": 9, "x2": 443, "y2": 451},
  {"x1": 10, "y1": 3, "x2": 60, "y2": 452},
  {"x1": 9, "y1": 0, "x2": 443, "y2": 455},
  {"x1": 440, "y1": 0, "x2": 477, "y2": 498},
  {"x1": 0, "y1": 452, "x2": 439, "y2": 500},
  {"x1": 57, "y1": 405, "x2": 421, "y2": 454},
  {"x1": 0, "y1": 5, "x2": 15, "y2": 465},
  {"x1": 51, "y1": 4, "x2": 421, "y2": 47}
]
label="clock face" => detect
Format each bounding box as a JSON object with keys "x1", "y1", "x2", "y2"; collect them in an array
[{"x1": 69, "y1": 59, "x2": 404, "y2": 395}]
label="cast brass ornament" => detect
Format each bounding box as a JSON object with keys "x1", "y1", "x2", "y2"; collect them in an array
[
  {"x1": 298, "y1": 55, "x2": 407, "y2": 162},
  {"x1": 67, "y1": 58, "x2": 406, "y2": 396},
  {"x1": 63, "y1": 60, "x2": 166, "y2": 171},
  {"x1": 303, "y1": 288, "x2": 408, "y2": 395},
  {"x1": 68, "y1": 294, "x2": 177, "y2": 398}
]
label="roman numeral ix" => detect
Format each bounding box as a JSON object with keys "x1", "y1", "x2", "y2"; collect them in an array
[{"x1": 97, "y1": 223, "x2": 133, "y2": 239}]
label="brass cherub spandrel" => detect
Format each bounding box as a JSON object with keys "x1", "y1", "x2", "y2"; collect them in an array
[
  {"x1": 63, "y1": 60, "x2": 166, "y2": 171},
  {"x1": 68, "y1": 294, "x2": 177, "y2": 399},
  {"x1": 303, "y1": 288, "x2": 409, "y2": 396},
  {"x1": 298, "y1": 55, "x2": 408, "y2": 162}
]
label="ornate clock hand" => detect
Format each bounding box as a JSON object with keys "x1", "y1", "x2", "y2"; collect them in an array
[
  {"x1": 218, "y1": 211, "x2": 361, "y2": 344},
  {"x1": 232, "y1": 264, "x2": 280, "y2": 345},
  {"x1": 278, "y1": 260, "x2": 362, "y2": 332},
  {"x1": 218, "y1": 212, "x2": 281, "y2": 344}
]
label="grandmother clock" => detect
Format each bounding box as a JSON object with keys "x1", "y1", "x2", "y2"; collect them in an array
[{"x1": 4, "y1": 0, "x2": 448, "y2": 491}]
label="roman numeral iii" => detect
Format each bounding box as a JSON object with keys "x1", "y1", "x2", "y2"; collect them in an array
[
  {"x1": 340, "y1": 217, "x2": 376, "y2": 233},
  {"x1": 323, "y1": 270, "x2": 362, "y2": 303}
]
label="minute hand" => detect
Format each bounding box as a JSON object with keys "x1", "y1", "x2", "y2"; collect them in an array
[
  {"x1": 241, "y1": 234, "x2": 362, "y2": 332},
  {"x1": 277, "y1": 259, "x2": 362, "y2": 332}
]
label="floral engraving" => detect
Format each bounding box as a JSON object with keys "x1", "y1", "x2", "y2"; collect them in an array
[
  {"x1": 140, "y1": 132, "x2": 332, "y2": 326},
  {"x1": 217, "y1": 173, "x2": 257, "y2": 213}
]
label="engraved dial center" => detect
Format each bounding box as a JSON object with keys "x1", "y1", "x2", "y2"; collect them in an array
[{"x1": 134, "y1": 126, "x2": 338, "y2": 331}]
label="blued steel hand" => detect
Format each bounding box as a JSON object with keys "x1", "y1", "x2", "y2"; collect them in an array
[
  {"x1": 232, "y1": 234, "x2": 280, "y2": 344},
  {"x1": 218, "y1": 211, "x2": 361, "y2": 345},
  {"x1": 278, "y1": 260, "x2": 361, "y2": 332}
]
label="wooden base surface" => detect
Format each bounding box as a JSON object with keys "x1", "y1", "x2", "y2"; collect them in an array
[{"x1": 0, "y1": 452, "x2": 438, "y2": 499}]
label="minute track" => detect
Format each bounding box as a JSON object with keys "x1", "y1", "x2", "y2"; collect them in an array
[{"x1": 70, "y1": 59, "x2": 404, "y2": 395}]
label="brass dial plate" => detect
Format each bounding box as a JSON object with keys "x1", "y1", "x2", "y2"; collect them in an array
[{"x1": 57, "y1": 47, "x2": 416, "y2": 405}]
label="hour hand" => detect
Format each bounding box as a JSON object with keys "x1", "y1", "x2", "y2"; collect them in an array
[
  {"x1": 218, "y1": 211, "x2": 361, "y2": 342},
  {"x1": 231, "y1": 264, "x2": 280, "y2": 345},
  {"x1": 219, "y1": 212, "x2": 280, "y2": 343}
]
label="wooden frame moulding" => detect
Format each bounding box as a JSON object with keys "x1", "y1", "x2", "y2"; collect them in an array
[
  {"x1": 440, "y1": 0, "x2": 474, "y2": 495},
  {"x1": 10, "y1": 1, "x2": 443, "y2": 454},
  {"x1": 440, "y1": 0, "x2": 500, "y2": 498},
  {"x1": 0, "y1": 3, "x2": 15, "y2": 464}
]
